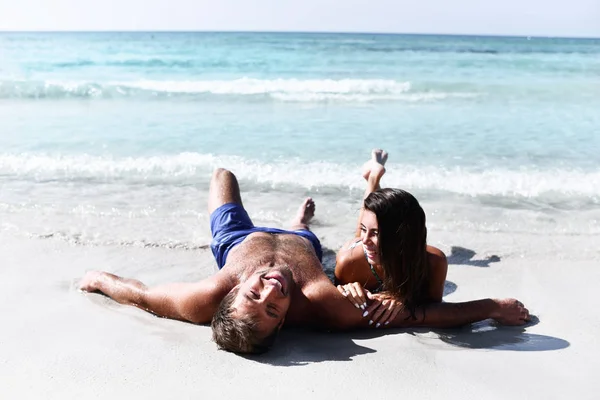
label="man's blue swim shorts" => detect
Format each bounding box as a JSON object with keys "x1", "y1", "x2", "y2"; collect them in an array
[{"x1": 210, "y1": 203, "x2": 323, "y2": 269}]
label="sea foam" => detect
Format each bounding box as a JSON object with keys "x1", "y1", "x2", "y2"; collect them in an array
[
  {"x1": 1, "y1": 152, "x2": 598, "y2": 205},
  {"x1": 0, "y1": 78, "x2": 476, "y2": 102}
]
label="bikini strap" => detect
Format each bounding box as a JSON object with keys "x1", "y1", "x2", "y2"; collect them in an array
[
  {"x1": 348, "y1": 239, "x2": 362, "y2": 249},
  {"x1": 363, "y1": 247, "x2": 384, "y2": 289}
]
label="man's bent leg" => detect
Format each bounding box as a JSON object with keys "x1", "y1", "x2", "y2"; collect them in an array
[
  {"x1": 208, "y1": 168, "x2": 244, "y2": 215},
  {"x1": 289, "y1": 197, "x2": 315, "y2": 231},
  {"x1": 208, "y1": 169, "x2": 256, "y2": 268},
  {"x1": 288, "y1": 197, "x2": 323, "y2": 261}
]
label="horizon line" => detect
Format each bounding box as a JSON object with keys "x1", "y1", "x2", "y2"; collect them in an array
[{"x1": 0, "y1": 29, "x2": 598, "y2": 40}]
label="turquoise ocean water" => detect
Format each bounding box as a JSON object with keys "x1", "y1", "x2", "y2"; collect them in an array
[{"x1": 1, "y1": 32, "x2": 599, "y2": 255}]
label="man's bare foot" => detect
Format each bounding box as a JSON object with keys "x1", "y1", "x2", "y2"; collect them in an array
[
  {"x1": 362, "y1": 148, "x2": 388, "y2": 181},
  {"x1": 290, "y1": 197, "x2": 315, "y2": 230}
]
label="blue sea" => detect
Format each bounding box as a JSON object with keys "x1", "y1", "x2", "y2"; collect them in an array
[{"x1": 1, "y1": 32, "x2": 599, "y2": 258}]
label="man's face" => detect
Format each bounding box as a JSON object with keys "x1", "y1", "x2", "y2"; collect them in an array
[{"x1": 231, "y1": 267, "x2": 294, "y2": 336}]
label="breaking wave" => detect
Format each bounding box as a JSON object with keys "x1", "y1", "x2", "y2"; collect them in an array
[
  {"x1": 0, "y1": 78, "x2": 477, "y2": 102},
  {"x1": 1, "y1": 152, "x2": 598, "y2": 202}
]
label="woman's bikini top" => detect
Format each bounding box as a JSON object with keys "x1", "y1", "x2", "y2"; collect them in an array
[{"x1": 349, "y1": 240, "x2": 384, "y2": 292}]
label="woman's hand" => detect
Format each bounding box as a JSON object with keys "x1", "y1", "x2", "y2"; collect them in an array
[
  {"x1": 363, "y1": 292, "x2": 404, "y2": 328},
  {"x1": 337, "y1": 282, "x2": 367, "y2": 310}
]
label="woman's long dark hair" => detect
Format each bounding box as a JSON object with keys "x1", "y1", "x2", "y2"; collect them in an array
[{"x1": 364, "y1": 188, "x2": 429, "y2": 319}]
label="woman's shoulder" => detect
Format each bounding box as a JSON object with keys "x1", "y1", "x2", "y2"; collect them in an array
[
  {"x1": 341, "y1": 237, "x2": 362, "y2": 248},
  {"x1": 426, "y1": 245, "x2": 448, "y2": 271},
  {"x1": 336, "y1": 238, "x2": 363, "y2": 263},
  {"x1": 335, "y1": 238, "x2": 368, "y2": 281},
  {"x1": 425, "y1": 245, "x2": 448, "y2": 302}
]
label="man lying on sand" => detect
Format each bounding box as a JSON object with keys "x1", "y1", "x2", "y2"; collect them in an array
[{"x1": 79, "y1": 168, "x2": 530, "y2": 354}]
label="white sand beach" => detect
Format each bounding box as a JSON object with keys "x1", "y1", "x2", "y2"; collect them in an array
[{"x1": 1, "y1": 228, "x2": 597, "y2": 399}]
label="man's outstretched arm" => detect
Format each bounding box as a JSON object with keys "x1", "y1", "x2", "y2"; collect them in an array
[
  {"x1": 387, "y1": 298, "x2": 530, "y2": 329},
  {"x1": 79, "y1": 271, "x2": 229, "y2": 324},
  {"x1": 316, "y1": 282, "x2": 529, "y2": 330}
]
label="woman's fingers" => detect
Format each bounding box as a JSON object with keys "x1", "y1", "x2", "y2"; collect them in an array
[
  {"x1": 381, "y1": 302, "x2": 402, "y2": 326},
  {"x1": 379, "y1": 300, "x2": 402, "y2": 325},
  {"x1": 363, "y1": 298, "x2": 381, "y2": 318},
  {"x1": 368, "y1": 300, "x2": 389, "y2": 326},
  {"x1": 339, "y1": 283, "x2": 373, "y2": 311},
  {"x1": 345, "y1": 283, "x2": 363, "y2": 309},
  {"x1": 373, "y1": 304, "x2": 394, "y2": 327},
  {"x1": 366, "y1": 300, "x2": 403, "y2": 327},
  {"x1": 361, "y1": 294, "x2": 404, "y2": 327},
  {"x1": 338, "y1": 284, "x2": 359, "y2": 310},
  {"x1": 352, "y1": 282, "x2": 367, "y2": 309}
]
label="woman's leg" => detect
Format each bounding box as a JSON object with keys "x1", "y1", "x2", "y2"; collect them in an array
[{"x1": 355, "y1": 149, "x2": 387, "y2": 237}]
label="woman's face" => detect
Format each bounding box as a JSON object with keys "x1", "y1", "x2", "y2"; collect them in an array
[{"x1": 360, "y1": 210, "x2": 380, "y2": 265}]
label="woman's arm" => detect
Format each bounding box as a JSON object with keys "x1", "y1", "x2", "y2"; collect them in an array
[
  {"x1": 314, "y1": 280, "x2": 530, "y2": 330},
  {"x1": 387, "y1": 298, "x2": 531, "y2": 328}
]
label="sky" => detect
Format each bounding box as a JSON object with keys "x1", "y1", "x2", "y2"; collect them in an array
[{"x1": 0, "y1": 0, "x2": 599, "y2": 38}]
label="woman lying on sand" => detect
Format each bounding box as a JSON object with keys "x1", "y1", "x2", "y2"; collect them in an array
[{"x1": 335, "y1": 149, "x2": 448, "y2": 327}]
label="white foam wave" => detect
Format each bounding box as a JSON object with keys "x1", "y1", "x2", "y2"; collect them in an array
[
  {"x1": 0, "y1": 78, "x2": 411, "y2": 99},
  {"x1": 271, "y1": 92, "x2": 479, "y2": 102},
  {"x1": 383, "y1": 166, "x2": 600, "y2": 199},
  {"x1": 115, "y1": 77, "x2": 412, "y2": 96},
  {"x1": 1, "y1": 152, "x2": 599, "y2": 201},
  {"x1": 0, "y1": 78, "x2": 482, "y2": 102},
  {"x1": 0, "y1": 153, "x2": 212, "y2": 179}
]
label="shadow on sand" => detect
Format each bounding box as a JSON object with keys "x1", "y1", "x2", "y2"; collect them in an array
[
  {"x1": 417, "y1": 316, "x2": 570, "y2": 352},
  {"x1": 242, "y1": 328, "x2": 378, "y2": 366},
  {"x1": 447, "y1": 246, "x2": 501, "y2": 267},
  {"x1": 443, "y1": 280, "x2": 457, "y2": 297},
  {"x1": 249, "y1": 316, "x2": 569, "y2": 366}
]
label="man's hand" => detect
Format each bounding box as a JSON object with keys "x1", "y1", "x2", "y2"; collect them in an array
[
  {"x1": 79, "y1": 270, "x2": 103, "y2": 292},
  {"x1": 490, "y1": 298, "x2": 530, "y2": 325}
]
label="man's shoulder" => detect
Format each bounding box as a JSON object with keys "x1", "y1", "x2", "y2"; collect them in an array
[
  {"x1": 294, "y1": 278, "x2": 364, "y2": 330},
  {"x1": 290, "y1": 278, "x2": 335, "y2": 316}
]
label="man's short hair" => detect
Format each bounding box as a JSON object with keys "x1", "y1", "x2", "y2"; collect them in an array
[{"x1": 211, "y1": 286, "x2": 280, "y2": 354}]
